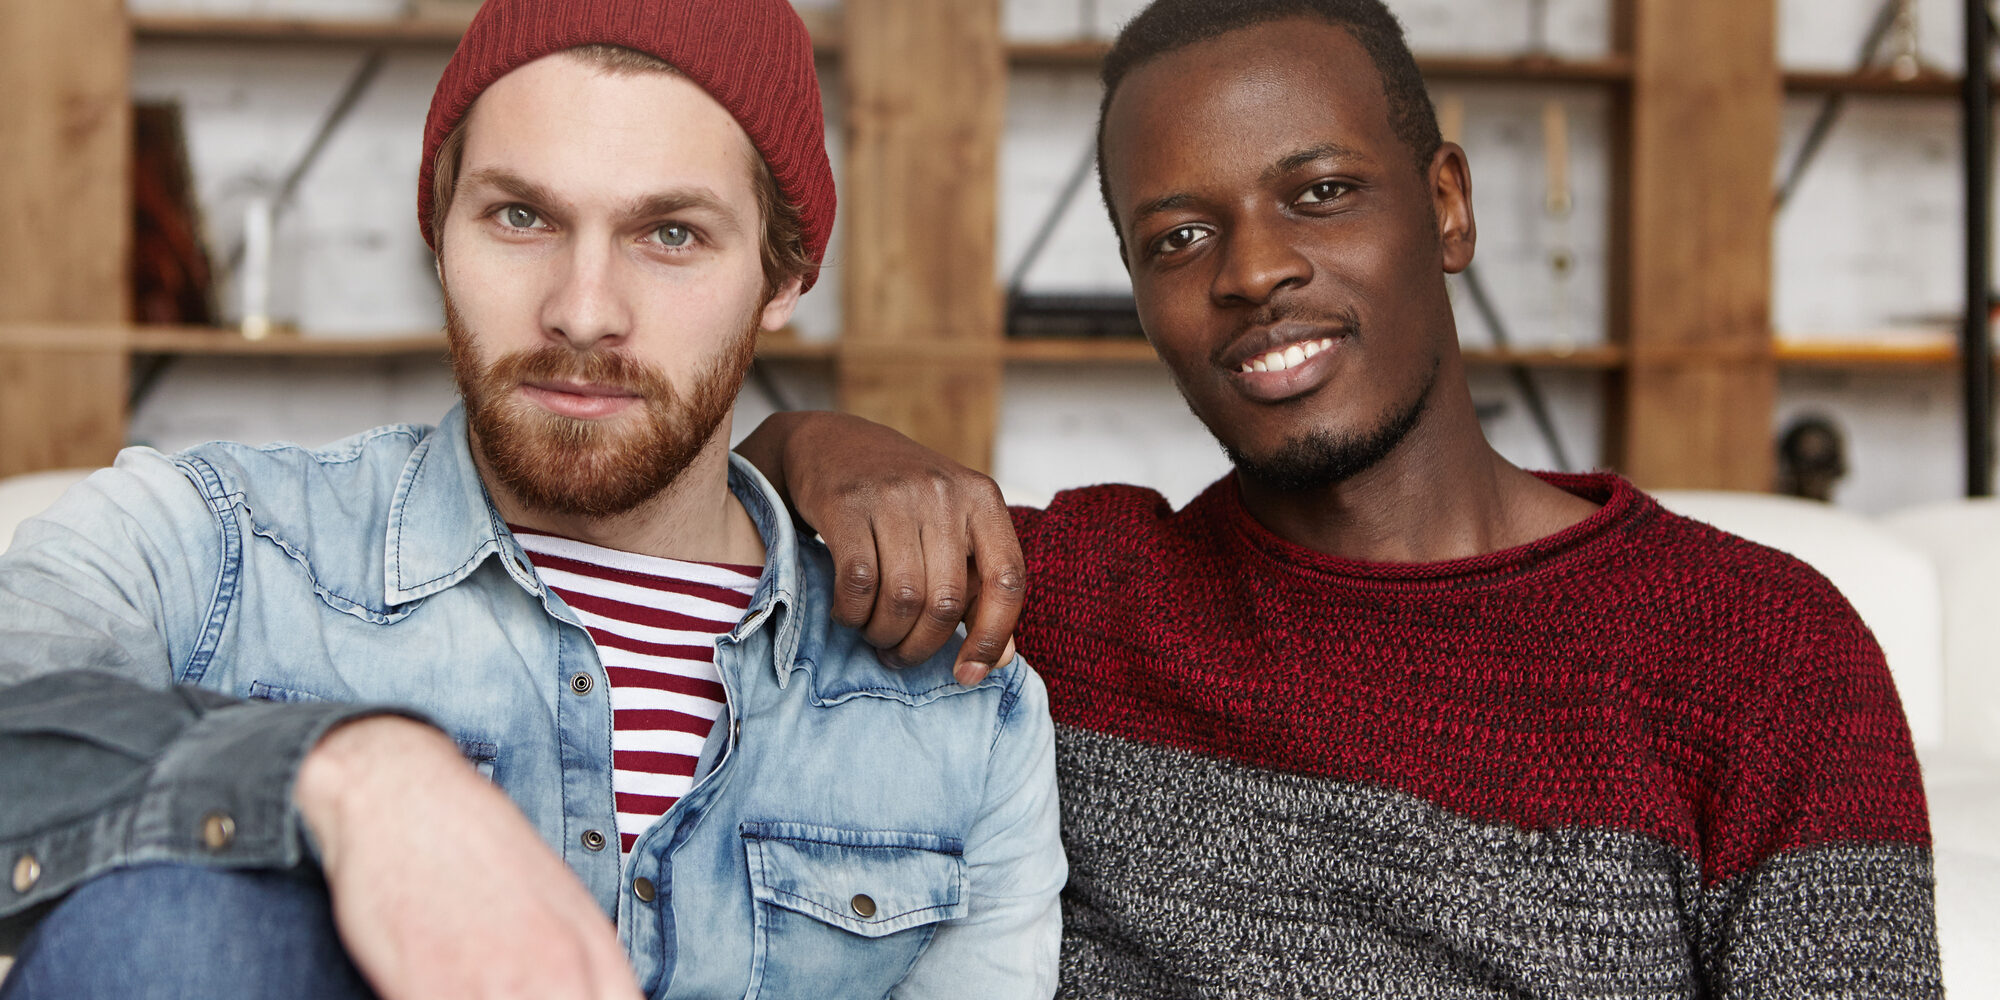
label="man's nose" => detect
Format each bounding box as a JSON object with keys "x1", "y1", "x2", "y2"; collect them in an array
[
  {"x1": 1212, "y1": 215, "x2": 1312, "y2": 306},
  {"x1": 542, "y1": 238, "x2": 633, "y2": 350}
]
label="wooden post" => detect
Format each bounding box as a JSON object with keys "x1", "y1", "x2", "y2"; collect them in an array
[
  {"x1": 0, "y1": 0, "x2": 132, "y2": 476},
  {"x1": 1611, "y1": 0, "x2": 1780, "y2": 489},
  {"x1": 838, "y1": 0, "x2": 1006, "y2": 472}
]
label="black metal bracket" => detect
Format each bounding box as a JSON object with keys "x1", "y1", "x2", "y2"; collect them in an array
[{"x1": 1966, "y1": 0, "x2": 1994, "y2": 496}]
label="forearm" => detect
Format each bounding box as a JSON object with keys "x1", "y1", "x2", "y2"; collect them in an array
[{"x1": 733, "y1": 410, "x2": 817, "y2": 508}]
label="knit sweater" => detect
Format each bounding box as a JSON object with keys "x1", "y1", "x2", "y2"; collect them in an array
[{"x1": 1012, "y1": 472, "x2": 1939, "y2": 998}]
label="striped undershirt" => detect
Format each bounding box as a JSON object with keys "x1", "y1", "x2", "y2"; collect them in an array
[{"x1": 511, "y1": 526, "x2": 761, "y2": 856}]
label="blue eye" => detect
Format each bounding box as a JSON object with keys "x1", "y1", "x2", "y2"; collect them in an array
[
  {"x1": 501, "y1": 206, "x2": 541, "y2": 229},
  {"x1": 653, "y1": 224, "x2": 692, "y2": 247}
]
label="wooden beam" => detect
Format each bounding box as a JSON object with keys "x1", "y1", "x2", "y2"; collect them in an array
[
  {"x1": 0, "y1": 0, "x2": 132, "y2": 476},
  {"x1": 1613, "y1": 0, "x2": 1779, "y2": 489},
  {"x1": 837, "y1": 0, "x2": 1005, "y2": 471}
]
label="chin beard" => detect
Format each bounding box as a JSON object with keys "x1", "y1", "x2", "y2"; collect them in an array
[
  {"x1": 1221, "y1": 354, "x2": 1438, "y2": 493},
  {"x1": 446, "y1": 304, "x2": 756, "y2": 520}
]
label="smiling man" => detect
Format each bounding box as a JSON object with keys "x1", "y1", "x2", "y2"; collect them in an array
[
  {"x1": 0, "y1": 2, "x2": 1060, "y2": 997},
  {"x1": 742, "y1": 0, "x2": 1942, "y2": 996}
]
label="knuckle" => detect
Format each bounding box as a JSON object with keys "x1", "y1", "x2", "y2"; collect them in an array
[
  {"x1": 987, "y1": 567, "x2": 1026, "y2": 597},
  {"x1": 884, "y1": 582, "x2": 925, "y2": 618},
  {"x1": 922, "y1": 468, "x2": 962, "y2": 504},
  {"x1": 926, "y1": 589, "x2": 967, "y2": 622},
  {"x1": 838, "y1": 560, "x2": 878, "y2": 595}
]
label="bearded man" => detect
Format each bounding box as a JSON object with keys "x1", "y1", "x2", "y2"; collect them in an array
[{"x1": 0, "y1": 2, "x2": 1061, "y2": 997}]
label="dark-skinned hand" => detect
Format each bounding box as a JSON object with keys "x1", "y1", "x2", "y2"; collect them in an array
[{"x1": 737, "y1": 411, "x2": 1023, "y2": 683}]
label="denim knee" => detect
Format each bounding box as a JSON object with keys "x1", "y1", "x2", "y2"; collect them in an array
[{"x1": 0, "y1": 863, "x2": 375, "y2": 1000}]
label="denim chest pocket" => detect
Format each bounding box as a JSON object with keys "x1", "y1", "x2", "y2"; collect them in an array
[{"x1": 740, "y1": 821, "x2": 967, "y2": 998}]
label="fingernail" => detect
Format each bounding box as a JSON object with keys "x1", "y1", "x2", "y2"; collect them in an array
[{"x1": 955, "y1": 661, "x2": 991, "y2": 686}]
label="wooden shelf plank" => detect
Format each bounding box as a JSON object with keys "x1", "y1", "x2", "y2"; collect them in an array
[
  {"x1": 1782, "y1": 68, "x2": 1969, "y2": 98},
  {"x1": 132, "y1": 13, "x2": 474, "y2": 45},
  {"x1": 1004, "y1": 338, "x2": 1157, "y2": 363},
  {"x1": 1775, "y1": 335, "x2": 1963, "y2": 367},
  {"x1": 129, "y1": 326, "x2": 445, "y2": 356},
  {"x1": 132, "y1": 8, "x2": 844, "y2": 54},
  {"x1": 1008, "y1": 41, "x2": 1633, "y2": 84},
  {"x1": 6, "y1": 323, "x2": 833, "y2": 361}
]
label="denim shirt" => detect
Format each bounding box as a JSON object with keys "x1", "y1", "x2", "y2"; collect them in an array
[{"x1": 0, "y1": 406, "x2": 1063, "y2": 997}]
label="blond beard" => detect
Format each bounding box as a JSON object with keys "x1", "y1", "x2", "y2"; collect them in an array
[{"x1": 445, "y1": 298, "x2": 758, "y2": 519}]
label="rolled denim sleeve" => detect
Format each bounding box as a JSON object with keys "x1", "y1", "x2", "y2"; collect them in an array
[
  {"x1": 895, "y1": 657, "x2": 1066, "y2": 998},
  {"x1": 0, "y1": 452, "x2": 417, "y2": 936}
]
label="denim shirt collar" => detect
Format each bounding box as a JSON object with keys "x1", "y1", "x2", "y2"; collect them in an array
[{"x1": 382, "y1": 404, "x2": 809, "y2": 685}]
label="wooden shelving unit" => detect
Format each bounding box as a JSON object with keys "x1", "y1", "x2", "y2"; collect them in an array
[
  {"x1": 133, "y1": 14, "x2": 1634, "y2": 84},
  {"x1": 1775, "y1": 334, "x2": 1967, "y2": 368},
  {"x1": 2, "y1": 0, "x2": 1805, "y2": 489}
]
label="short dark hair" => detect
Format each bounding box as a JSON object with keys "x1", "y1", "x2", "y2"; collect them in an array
[{"x1": 1095, "y1": 0, "x2": 1443, "y2": 254}]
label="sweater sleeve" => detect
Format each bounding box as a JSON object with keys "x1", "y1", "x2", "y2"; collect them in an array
[{"x1": 1691, "y1": 589, "x2": 1940, "y2": 997}]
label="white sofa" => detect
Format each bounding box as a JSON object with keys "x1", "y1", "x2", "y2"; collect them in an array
[
  {"x1": 1656, "y1": 491, "x2": 2000, "y2": 995},
  {"x1": 2, "y1": 473, "x2": 1994, "y2": 987}
]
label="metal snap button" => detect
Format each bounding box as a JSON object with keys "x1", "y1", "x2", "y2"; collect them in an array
[
  {"x1": 633, "y1": 877, "x2": 656, "y2": 902},
  {"x1": 569, "y1": 672, "x2": 594, "y2": 695},
  {"x1": 201, "y1": 812, "x2": 236, "y2": 851},
  {"x1": 581, "y1": 829, "x2": 607, "y2": 852},
  {"x1": 11, "y1": 853, "x2": 40, "y2": 894},
  {"x1": 850, "y1": 893, "x2": 876, "y2": 918}
]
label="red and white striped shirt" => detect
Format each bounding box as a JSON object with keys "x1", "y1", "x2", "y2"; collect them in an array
[{"x1": 512, "y1": 527, "x2": 761, "y2": 856}]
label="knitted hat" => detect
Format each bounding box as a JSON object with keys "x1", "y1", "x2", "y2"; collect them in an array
[{"x1": 418, "y1": 0, "x2": 833, "y2": 291}]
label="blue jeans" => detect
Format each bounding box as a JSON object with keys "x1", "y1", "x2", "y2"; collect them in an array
[{"x1": 0, "y1": 864, "x2": 375, "y2": 1000}]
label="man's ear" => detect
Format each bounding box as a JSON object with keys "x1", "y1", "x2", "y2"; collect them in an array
[
  {"x1": 759, "y1": 275, "x2": 805, "y2": 332},
  {"x1": 1431, "y1": 142, "x2": 1476, "y2": 275}
]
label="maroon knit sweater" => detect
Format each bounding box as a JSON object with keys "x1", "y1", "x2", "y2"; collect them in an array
[{"x1": 1013, "y1": 472, "x2": 1938, "y2": 999}]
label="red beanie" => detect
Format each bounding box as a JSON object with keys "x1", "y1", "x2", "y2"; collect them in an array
[{"x1": 418, "y1": 0, "x2": 834, "y2": 291}]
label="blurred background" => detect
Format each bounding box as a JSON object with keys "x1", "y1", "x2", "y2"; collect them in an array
[{"x1": 1, "y1": 0, "x2": 1993, "y2": 513}]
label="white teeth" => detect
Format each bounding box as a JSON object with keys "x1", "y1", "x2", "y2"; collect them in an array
[{"x1": 1240, "y1": 337, "x2": 1338, "y2": 374}]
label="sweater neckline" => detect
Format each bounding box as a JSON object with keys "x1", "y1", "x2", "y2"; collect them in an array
[{"x1": 1204, "y1": 470, "x2": 1652, "y2": 589}]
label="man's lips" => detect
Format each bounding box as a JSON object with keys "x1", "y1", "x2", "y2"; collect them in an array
[
  {"x1": 1215, "y1": 322, "x2": 1352, "y2": 404},
  {"x1": 518, "y1": 381, "x2": 642, "y2": 420},
  {"x1": 1215, "y1": 321, "x2": 1352, "y2": 372}
]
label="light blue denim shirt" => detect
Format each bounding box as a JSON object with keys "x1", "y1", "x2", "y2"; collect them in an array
[{"x1": 0, "y1": 406, "x2": 1063, "y2": 997}]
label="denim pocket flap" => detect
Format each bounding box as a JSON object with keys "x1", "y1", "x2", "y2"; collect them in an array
[{"x1": 742, "y1": 822, "x2": 967, "y2": 938}]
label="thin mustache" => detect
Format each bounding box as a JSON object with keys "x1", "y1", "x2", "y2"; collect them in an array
[
  {"x1": 1213, "y1": 304, "x2": 1362, "y2": 368},
  {"x1": 488, "y1": 346, "x2": 665, "y2": 395}
]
